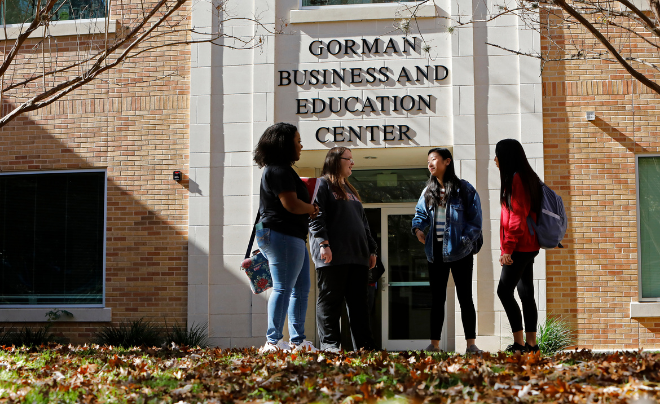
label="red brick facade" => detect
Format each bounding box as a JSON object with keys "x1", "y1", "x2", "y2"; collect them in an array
[
  {"x1": 542, "y1": 11, "x2": 660, "y2": 349},
  {"x1": 0, "y1": 10, "x2": 190, "y2": 343}
]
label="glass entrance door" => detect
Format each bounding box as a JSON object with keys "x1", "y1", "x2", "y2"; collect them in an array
[{"x1": 380, "y1": 207, "x2": 447, "y2": 351}]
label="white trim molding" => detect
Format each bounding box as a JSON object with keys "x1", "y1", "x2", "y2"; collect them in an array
[
  {"x1": 0, "y1": 18, "x2": 117, "y2": 40},
  {"x1": 0, "y1": 308, "x2": 112, "y2": 322},
  {"x1": 630, "y1": 302, "x2": 660, "y2": 318},
  {"x1": 290, "y1": 3, "x2": 437, "y2": 23}
]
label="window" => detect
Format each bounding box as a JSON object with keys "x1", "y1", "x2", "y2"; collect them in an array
[
  {"x1": 303, "y1": 0, "x2": 420, "y2": 6},
  {"x1": 351, "y1": 169, "x2": 429, "y2": 204},
  {"x1": 638, "y1": 156, "x2": 660, "y2": 300},
  {"x1": 1, "y1": 0, "x2": 107, "y2": 25},
  {"x1": 0, "y1": 170, "x2": 105, "y2": 306}
]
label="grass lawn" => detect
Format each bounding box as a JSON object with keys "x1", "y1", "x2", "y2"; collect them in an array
[{"x1": 0, "y1": 345, "x2": 658, "y2": 403}]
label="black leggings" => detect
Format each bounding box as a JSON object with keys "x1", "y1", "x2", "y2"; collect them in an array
[
  {"x1": 429, "y1": 241, "x2": 476, "y2": 340},
  {"x1": 497, "y1": 251, "x2": 539, "y2": 333}
]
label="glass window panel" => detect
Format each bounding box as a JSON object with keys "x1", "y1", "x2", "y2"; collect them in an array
[
  {"x1": 1, "y1": 0, "x2": 106, "y2": 25},
  {"x1": 351, "y1": 168, "x2": 429, "y2": 204},
  {"x1": 639, "y1": 157, "x2": 660, "y2": 299},
  {"x1": 389, "y1": 286, "x2": 432, "y2": 339},
  {"x1": 0, "y1": 171, "x2": 104, "y2": 305},
  {"x1": 387, "y1": 214, "x2": 427, "y2": 282},
  {"x1": 303, "y1": 0, "x2": 420, "y2": 5},
  {"x1": 387, "y1": 214, "x2": 429, "y2": 339},
  {"x1": 2, "y1": 0, "x2": 37, "y2": 24}
]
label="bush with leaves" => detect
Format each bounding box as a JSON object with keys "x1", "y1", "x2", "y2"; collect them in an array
[
  {"x1": 0, "y1": 324, "x2": 57, "y2": 347},
  {"x1": 0, "y1": 309, "x2": 72, "y2": 347},
  {"x1": 164, "y1": 322, "x2": 209, "y2": 348},
  {"x1": 537, "y1": 315, "x2": 576, "y2": 355},
  {"x1": 95, "y1": 318, "x2": 163, "y2": 348}
]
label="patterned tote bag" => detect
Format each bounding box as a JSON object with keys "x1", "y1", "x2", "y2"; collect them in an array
[{"x1": 240, "y1": 213, "x2": 273, "y2": 294}]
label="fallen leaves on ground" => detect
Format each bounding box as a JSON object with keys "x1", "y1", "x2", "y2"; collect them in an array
[{"x1": 0, "y1": 344, "x2": 658, "y2": 403}]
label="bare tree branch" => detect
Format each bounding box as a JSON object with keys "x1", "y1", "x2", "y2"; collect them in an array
[
  {"x1": 3, "y1": 16, "x2": 267, "y2": 94},
  {"x1": 0, "y1": 0, "x2": 59, "y2": 79},
  {"x1": 593, "y1": 19, "x2": 660, "y2": 50},
  {"x1": 401, "y1": 0, "x2": 660, "y2": 96},
  {"x1": 650, "y1": 0, "x2": 660, "y2": 27},
  {"x1": 553, "y1": 0, "x2": 660, "y2": 94},
  {"x1": 0, "y1": 0, "x2": 277, "y2": 128}
]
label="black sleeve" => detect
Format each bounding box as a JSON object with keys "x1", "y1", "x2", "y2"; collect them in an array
[
  {"x1": 265, "y1": 166, "x2": 296, "y2": 197},
  {"x1": 309, "y1": 178, "x2": 330, "y2": 242}
]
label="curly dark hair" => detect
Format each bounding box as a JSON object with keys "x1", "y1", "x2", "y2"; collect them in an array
[{"x1": 253, "y1": 123, "x2": 299, "y2": 168}]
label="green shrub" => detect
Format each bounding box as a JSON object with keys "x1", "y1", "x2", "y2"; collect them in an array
[
  {"x1": 537, "y1": 315, "x2": 576, "y2": 355},
  {"x1": 95, "y1": 318, "x2": 163, "y2": 348},
  {"x1": 0, "y1": 328, "x2": 11, "y2": 346},
  {"x1": 0, "y1": 324, "x2": 57, "y2": 347},
  {"x1": 165, "y1": 322, "x2": 209, "y2": 347}
]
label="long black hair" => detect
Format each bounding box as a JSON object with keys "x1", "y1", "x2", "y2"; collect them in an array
[
  {"x1": 253, "y1": 122, "x2": 298, "y2": 168},
  {"x1": 424, "y1": 148, "x2": 464, "y2": 208},
  {"x1": 495, "y1": 139, "x2": 542, "y2": 215}
]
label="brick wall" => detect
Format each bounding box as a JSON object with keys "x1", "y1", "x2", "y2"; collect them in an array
[
  {"x1": 542, "y1": 11, "x2": 660, "y2": 349},
  {"x1": 0, "y1": 6, "x2": 190, "y2": 343}
]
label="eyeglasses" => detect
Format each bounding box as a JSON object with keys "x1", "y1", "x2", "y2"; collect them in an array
[{"x1": 340, "y1": 157, "x2": 354, "y2": 164}]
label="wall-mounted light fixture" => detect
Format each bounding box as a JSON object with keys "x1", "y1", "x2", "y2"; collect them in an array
[{"x1": 586, "y1": 111, "x2": 595, "y2": 121}]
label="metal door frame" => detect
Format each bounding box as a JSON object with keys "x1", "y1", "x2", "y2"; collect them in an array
[{"x1": 375, "y1": 205, "x2": 447, "y2": 352}]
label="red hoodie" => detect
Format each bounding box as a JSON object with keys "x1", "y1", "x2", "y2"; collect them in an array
[{"x1": 500, "y1": 173, "x2": 540, "y2": 255}]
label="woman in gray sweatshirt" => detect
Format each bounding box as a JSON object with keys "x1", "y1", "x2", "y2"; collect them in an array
[{"x1": 309, "y1": 147, "x2": 378, "y2": 352}]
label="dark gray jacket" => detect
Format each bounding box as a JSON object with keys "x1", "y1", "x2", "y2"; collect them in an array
[{"x1": 309, "y1": 177, "x2": 377, "y2": 268}]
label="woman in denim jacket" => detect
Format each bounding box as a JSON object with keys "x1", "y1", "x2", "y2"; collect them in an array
[{"x1": 411, "y1": 148, "x2": 483, "y2": 354}]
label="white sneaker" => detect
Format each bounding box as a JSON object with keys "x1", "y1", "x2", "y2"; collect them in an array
[
  {"x1": 258, "y1": 339, "x2": 291, "y2": 354},
  {"x1": 290, "y1": 340, "x2": 318, "y2": 353},
  {"x1": 324, "y1": 347, "x2": 342, "y2": 354}
]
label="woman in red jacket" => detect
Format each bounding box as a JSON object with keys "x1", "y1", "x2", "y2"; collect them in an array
[{"x1": 495, "y1": 139, "x2": 543, "y2": 354}]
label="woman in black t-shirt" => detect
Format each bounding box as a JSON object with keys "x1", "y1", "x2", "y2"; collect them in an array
[{"x1": 254, "y1": 123, "x2": 319, "y2": 354}]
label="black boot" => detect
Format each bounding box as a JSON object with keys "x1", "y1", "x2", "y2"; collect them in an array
[
  {"x1": 505, "y1": 342, "x2": 527, "y2": 354},
  {"x1": 525, "y1": 342, "x2": 540, "y2": 353}
]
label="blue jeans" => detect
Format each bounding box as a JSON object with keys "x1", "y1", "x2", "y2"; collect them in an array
[{"x1": 256, "y1": 228, "x2": 310, "y2": 344}]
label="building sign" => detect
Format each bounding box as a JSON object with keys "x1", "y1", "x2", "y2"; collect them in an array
[{"x1": 277, "y1": 37, "x2": 448, "y2": 145}]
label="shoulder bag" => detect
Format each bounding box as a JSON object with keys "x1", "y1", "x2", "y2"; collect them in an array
[{"x1": 240, "y1": 213, "x2": 273, "y2": 294}]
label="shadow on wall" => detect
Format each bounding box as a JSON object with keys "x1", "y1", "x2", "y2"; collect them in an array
[
  {"x1": 194, "y1": 41, "x2": 273, "y2": 349},
  {"x1": 592, "y1": 116, "x2": 652, "y2": 348},
  {"x1": 637, "y1": 318, "x2": 660, "y2": 345},
  {"x1": 471, "y1": 17, "x2": 494, "y2": 345},
  {"x1": 542, "y1": 90, "x2": 579, "y2": 346},
  {"x1": 542, "y1": 59, "x2": 657, "y2": 348},
  {"x1": 591, "y1": 117, "x2": 649, "y2": 154},
  {"x1": 0, "y1": 100, "x2": 189, "y2": 344}
]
